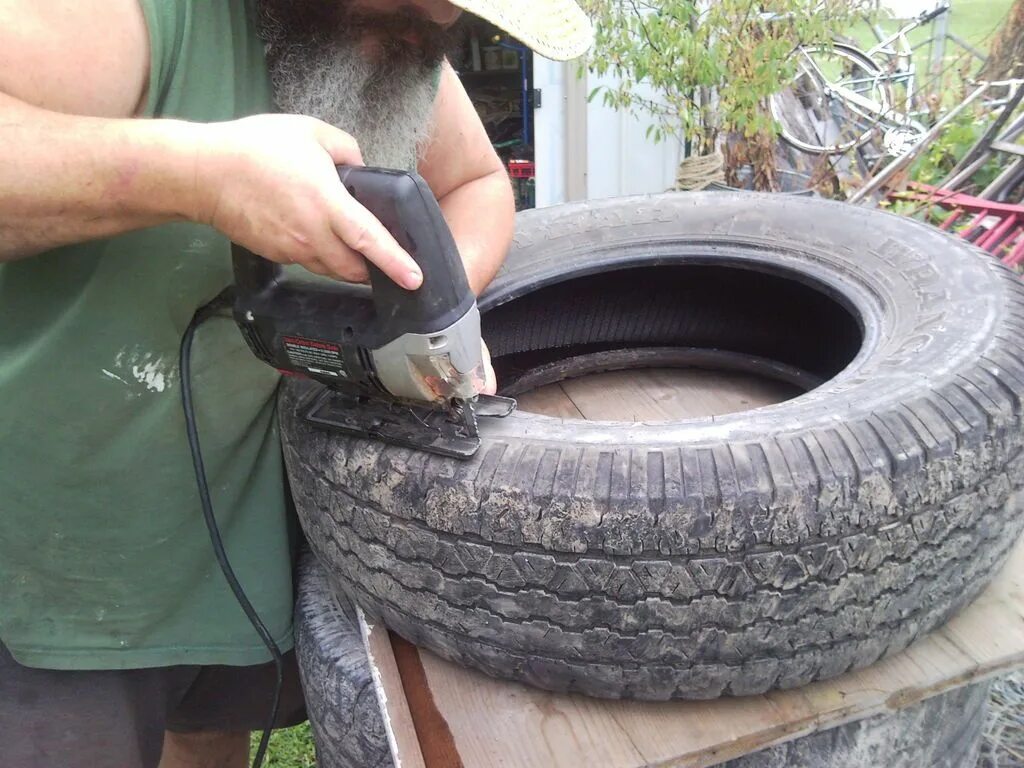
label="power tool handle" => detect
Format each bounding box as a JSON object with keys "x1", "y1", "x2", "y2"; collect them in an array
[
  {"x1": 338, "y1": 166, "x2": 474, "y2": 336},
  {"x1": 232, "y1": 243, "x2": 280, "y2": 298}
]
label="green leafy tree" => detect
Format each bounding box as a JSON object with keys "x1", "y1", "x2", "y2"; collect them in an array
[{"x1": 581, "y1": 1, "x2": 871, "y2": 178}]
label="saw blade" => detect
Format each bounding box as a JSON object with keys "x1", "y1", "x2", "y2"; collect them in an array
[
  {"x1": 448, "y1": 395, "x2": 517, "y2": 438},
  {"x1": 450, "y1": 398, "x2": 479, "y2": 439}
]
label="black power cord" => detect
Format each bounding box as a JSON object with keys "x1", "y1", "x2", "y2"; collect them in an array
[{"x1": 179, "y1": 288, "x2": 283, "y2": 768}]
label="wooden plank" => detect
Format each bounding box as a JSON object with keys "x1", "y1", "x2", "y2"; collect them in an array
[
  {"x1": 556, "y1": 369, "x2": 799, "y2": 421},
  {"x1": 515, "y1": 383, "x2": 585, "y2": 420},
  {"x1": 407, "y1": 652, "x2": 649, "y2": 768},
  {"x1": 358, "y1": 608, "x2": 427, "y2": 768},
  {"x1": 391, "y1": 634, "x2": 466, "y2": 768},
  {"x1": 398, "y1": 540, "x2": 1024, "y2": 768}
]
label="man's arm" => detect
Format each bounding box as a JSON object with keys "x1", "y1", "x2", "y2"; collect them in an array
[
  {"x1": 0, "y1": 0, "x2": 165, "y2": 256},
  {"x1": 417, "y1": 62, "x2": 515, "y2": 296},
  {"x1": 0, "y1": 92, "x2": 198, "y2": 259},
  {"x1": 0, "y1": 0, "x2": 422, "y2": 289}
]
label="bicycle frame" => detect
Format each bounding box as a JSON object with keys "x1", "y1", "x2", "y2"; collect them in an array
[
  {"x1": 770, "y1": 2, "x2": 951, "y2": 155},
  {"x1": 862, "y1": 2, "x2": 951, "y2": 116},
  {"x1": 795, "y1": 48, "x2": 919, "y2": 134}
]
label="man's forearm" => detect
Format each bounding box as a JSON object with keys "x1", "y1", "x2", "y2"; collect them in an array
[
  {"x1": 0, "y1": 91, "x2": 200, "y2": 260},
  {"x1": 438, "y1": 168, "x2": 515, "y2": 296},
  {"x1": 0, "y1": 97, "x2": 421, "y2": 284}
]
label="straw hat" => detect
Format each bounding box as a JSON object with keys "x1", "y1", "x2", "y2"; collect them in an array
[{"x1": 450, "y1": 0, "x2": 593, "y2": 61}]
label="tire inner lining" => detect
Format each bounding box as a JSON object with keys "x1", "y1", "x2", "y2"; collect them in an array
[{"x1": 482, "y1": 265, "x2": 863, "y2": 399}]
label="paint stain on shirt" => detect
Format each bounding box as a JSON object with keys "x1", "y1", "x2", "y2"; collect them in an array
[{"x1": 109, "y1": 347, "x2": 177, "y2": 394}]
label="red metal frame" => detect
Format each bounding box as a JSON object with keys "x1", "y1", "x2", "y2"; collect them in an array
[{"x1": 892, "y1": 182, "x2": 1024, "y2": 268}]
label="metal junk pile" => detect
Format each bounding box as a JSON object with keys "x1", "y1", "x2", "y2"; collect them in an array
[{"x1": 770, "y1": 0, "x2": 1024, "y2": 272}]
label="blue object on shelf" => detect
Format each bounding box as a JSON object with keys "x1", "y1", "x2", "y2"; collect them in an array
[{"x1": 498, "y1": 41, "x2": 530, "y2": 148}]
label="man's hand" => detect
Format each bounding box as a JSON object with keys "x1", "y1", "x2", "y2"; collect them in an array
[{"x1": 195, "y1": 115, "x2": 423, "y2": 290}]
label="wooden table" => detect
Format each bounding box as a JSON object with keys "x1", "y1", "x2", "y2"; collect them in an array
[{"x1": 357, "y1": 369, "x2": 1024, "y2": 768}]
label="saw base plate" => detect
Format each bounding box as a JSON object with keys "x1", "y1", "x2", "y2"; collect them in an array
[{"x1": 303, "y1": 387, "x2": 515, "y2": 459}]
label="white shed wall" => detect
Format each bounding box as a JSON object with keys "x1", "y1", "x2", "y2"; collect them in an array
[
  {"x1": 532, "y1": 57, "x2": 684, "y2": 208},
  {"x1": 584, "y1": 70, "x2": 683, "y2": 201},
  {"x1": 532, "y1": 57, "x2": 569, "y2": 208}
]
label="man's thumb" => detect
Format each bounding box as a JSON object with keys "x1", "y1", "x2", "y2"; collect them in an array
[{"x1": 313, "y1": 120, "x2": 365, "y2": 167}]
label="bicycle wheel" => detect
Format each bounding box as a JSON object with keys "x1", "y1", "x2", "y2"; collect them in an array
[{"x1": 771, "y1": 43, "x2": 890, "y2": 155}]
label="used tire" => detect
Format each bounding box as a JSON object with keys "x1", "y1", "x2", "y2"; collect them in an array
[
  {"x1": 295, "y1": 552, "x2": 991, "y2": 768},
  {"x1": 722, "y1": 680, "x2": 990, "y2": 768},
  {"x1": 295, "y1": 551, "x2": 392, "y2": 768},
  {"x1": 283, "y1": 192, "x2": 1024, "y2": 700}
]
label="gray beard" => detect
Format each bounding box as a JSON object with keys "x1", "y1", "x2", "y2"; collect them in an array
[{"x1": 267, "y1": 42, "x2": 438, "y2": 170}]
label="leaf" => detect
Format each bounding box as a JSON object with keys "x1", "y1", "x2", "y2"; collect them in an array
[{"x1": 585, "y1": 0, "x2": 868, "y2": 151}]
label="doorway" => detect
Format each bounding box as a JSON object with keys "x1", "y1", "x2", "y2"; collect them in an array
[{"x1": 451, "y1": 18, "x2": 537, "y2": 210}]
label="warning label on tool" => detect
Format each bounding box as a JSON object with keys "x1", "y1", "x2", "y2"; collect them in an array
[{"x1": 283, "y1": 336, "x2": 346, "y2": 375}]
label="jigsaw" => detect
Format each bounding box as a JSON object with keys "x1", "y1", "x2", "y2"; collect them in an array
[{"x1": 231, "y1": 166, "x2": 515, "y2": 459}]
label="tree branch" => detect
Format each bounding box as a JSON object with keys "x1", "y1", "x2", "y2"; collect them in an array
[{"x1": 628, "y1": 0, "x2": 662, "y2": 55}]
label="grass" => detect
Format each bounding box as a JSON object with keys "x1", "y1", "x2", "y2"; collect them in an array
[
  {"x1": 891, "y1": 0, "x2": 1010, "y2": 52},
  {"x1": 849, "y1": 0, "x2": 1012, "y2": 99},
  {"x1": 855, "y1": 0, "x2": 1010, "y2": 56},
  {"x1": 942, "y1": 0, "x2": 1014, "y2": 50},
  {"x1": 250, "y1": 723, "x2": 317, "y2": 768}
]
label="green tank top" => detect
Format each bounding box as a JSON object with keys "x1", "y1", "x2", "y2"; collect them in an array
[{"x1": 0, "y1": 0, "x2": 294, "y2": 669}]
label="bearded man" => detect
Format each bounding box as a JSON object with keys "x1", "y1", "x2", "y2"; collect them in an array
[{"x1": 0, "y1": 1, "x2": 590, "y2": 766}]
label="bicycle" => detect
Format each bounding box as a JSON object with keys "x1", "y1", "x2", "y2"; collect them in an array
[{"x1": 770, "y1": 3, "x2": 953, "y2": 156}]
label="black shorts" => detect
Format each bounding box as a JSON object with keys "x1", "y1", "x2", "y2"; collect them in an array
[{"x1": 0, "y1": 641, "x2": 307, "y2": 768}]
